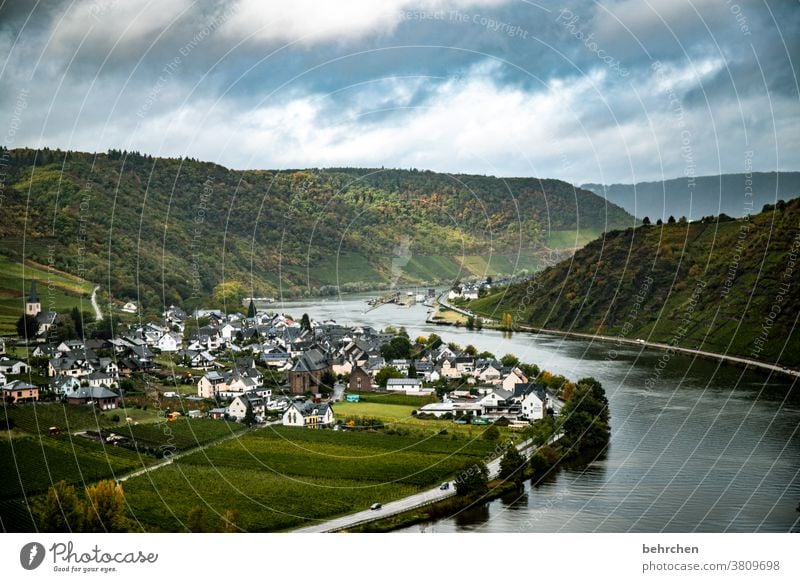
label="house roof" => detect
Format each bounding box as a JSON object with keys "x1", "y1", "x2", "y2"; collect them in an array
[
  {"x1": 386, "y1": 378, "x2": 421, "y2": 386},
  {"x1": 291, "y1": 348, "x2": 329, "y2": 373},
  {"x1": 289, "y1": 400, "x2": 332, "y2": 417},
  {"x1": 69, "y1": 386, "x2": 119, "y2": 399}
]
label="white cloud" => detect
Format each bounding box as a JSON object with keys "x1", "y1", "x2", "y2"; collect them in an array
[{"x1": 220, "y1": 0, "x2": 511, "y2": 45}]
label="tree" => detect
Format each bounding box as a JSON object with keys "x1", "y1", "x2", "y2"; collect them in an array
[
  {"x1": 375, "y1": 366, "x2": 403, "y2": 388},
  {"x1": 380, "y1": 335, "x2": 411, "y2": 360},
  {"x1": 482, "y1": 424, "x2": 500, "y2": 441},
  {"x1": 656, "y1": 218, "x2": 663, "y2": 225},
  {"x1": 300, "y1": 313, "x2": 311, "y2": 331},
  {"x1": 519, "y1": 363, "x2": 540, "y2": 379},
  {"x1": 486, "y1": 276, "x2": 493, "y2": 285},
  {"x1": 454, "y1": 461, "x2": 489, "y2": 497},
  {"x1": 464, "y1": 344, "x2": 477, "y2": 356},
  {"x1": 426, "y1": 334, "x2": 443, "y2": 349},
  {"x1": 500, "y1": 354, "x2": 519, "y2": 367},
  {"x1": 498, "y1": 446, "x2": 527, "y2": 481},
  {"x1": 642, "y1": 216, "x2": 651, "y2": 225},
  {"x1": 667, "y1": 215, "x2": 676, "y2": 224},
  {"x1": 212, "y1": 281, "x2": 244, "y2": 306},
  {"x1": 408, "y1": 361, "x2": 417, "y2": 378},
  {"x1": 37, "y1": 481, "x2": 84, "y2": 532},
  {"x1": 242, "y1": 401, "x2": 256, "y2": 427},
  {"x1": 70, "y1": 306, "x2": 85, "y2": 337},
  {"x1": 475, "y1": 317, "x2": 483, "y2": 330},
  {"x1": 16, "y1": 314, "x2": 38, "y2": 339},
  {"x1": 501, "y1": 312, "x2": 514, "y2": 331},
  {"x1": 465, "y1": 316, "x2": 475, "y2": 330},
  {"x1": 83, "y1": 480, "x2": 130, "y2": 532},
  {"x1": 246, "y1": 299, "x2": 256, "y2": 318},
  {"x1": 187, "y1": 506, "x2": 208, "y2": 533}
]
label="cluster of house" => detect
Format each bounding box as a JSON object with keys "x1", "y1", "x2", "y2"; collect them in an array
[
  {"x1": 417, "y1": 383, "x2": 552, "y2": 427},
  {"x1": 6, "y1": 281, "x2": 553, "y2": 428}
]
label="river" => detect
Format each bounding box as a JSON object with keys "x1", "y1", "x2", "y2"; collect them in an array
[{"x1": 277, "y1": 291, "x2": 800, "y2": 532}]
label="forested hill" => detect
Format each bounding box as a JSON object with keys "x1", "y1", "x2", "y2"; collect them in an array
[
  {"x1": 469, "y1": 199, "x2": 800, "y2": 367},
  {"x1": 0, "y1": 148, "x2": 633, "y2": 310},
  {"x1": 582, "y1": 172, "x2": 800, "y2": 221}
]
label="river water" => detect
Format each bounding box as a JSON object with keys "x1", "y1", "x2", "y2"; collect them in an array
[{"x1": 278, "y1": 292, "x2": 800, "y2": 532}]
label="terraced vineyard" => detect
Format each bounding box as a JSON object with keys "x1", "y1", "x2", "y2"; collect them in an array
[{"x1": 123, "y1": 426, "x2": 499, "y2": 532}]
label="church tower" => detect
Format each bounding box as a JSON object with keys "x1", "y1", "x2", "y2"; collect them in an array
[{"x1": 26, "y1": 278, "x2": 41, "y2": 317}]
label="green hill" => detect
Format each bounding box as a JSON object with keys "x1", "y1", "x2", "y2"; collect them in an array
[
  {"x1": 0, "y1": 148, "x2": 634, "y2": 310},
  {"x1": 470, "y1": 200, "x2": 800, "y2": 367}
]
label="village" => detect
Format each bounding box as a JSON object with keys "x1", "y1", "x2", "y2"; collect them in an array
[{"x1": 1, "y1": 280, "x2": 559, "y2": 432}]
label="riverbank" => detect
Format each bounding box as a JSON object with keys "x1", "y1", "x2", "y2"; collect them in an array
[{"x1": 435, "y1": 295, "x2": 799, "y2": 379}]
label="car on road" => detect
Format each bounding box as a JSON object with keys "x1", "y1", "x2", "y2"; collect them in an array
[
  {"x1": 439, "y1": 482, "x2": 450, "y2": 490},
  {"x1": 370, "y1": 503, "x2": 382, "y2": 510}
]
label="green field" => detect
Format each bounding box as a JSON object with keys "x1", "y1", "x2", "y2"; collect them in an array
[
  {"x1": 311, "y1": 252, "x2": 384, "y2": 284},
  {"x1": 119, "y1": 418, "x2": 246, "y2": 452},
  {"x1": 337, "y1": 398, "x2": 519, "y2": 440},
  {"x1": 545, "y1": 228, "x2": 602, "y2": 248},
  {"x1": 400, "y1": 255, "x2": 464, "y2": 282},
  {"x1": 0, "y1": 436, "x2": 147, "y2": 500},
  {"x1": 123, "y1": 426, "x2": 500, "y2": 531},
  {"x1": 0, "y1": 255, "x2": 94, "y2": 334},
  {"x1": 3, "y1": 401, "x2": 160, "y2": 436}
]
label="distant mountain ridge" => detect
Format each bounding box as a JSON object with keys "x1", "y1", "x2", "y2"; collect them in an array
[
  {"x1": 469, "y1": 198, "x2": 800, "y2": 367},
  {"x1": 582, "y1": 172, "x2": 800, "y2": 221},
  {"x1": 0, "y1": 147, "x2": 633, "y2": 310}
]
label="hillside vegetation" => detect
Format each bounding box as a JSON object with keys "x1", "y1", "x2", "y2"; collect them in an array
[
  {"x1": 0, "y1": 148, "x2": 633, "y2": 310},
  {"x1": 470, "y1": 199, "x2": 800, "y2": 367}
]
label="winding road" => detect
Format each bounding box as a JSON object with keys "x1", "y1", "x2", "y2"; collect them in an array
[
  {"x1": 437, "y1": 293, "x2": 798, "y2": 379},
  {"x1": 90, "y1": 286, "x2": 103, "y2": 321},
  {"x1": 293, "y1": 437, "x2": 539, "y2": 533}
]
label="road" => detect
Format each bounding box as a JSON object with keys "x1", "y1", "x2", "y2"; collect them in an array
[
  {"x1": 439, "y1": 293, "x2": 797, "y2": 379},
  {"x1": 293, "y1": 437, "x2": 537, "y2": 533},
  {"x1": 511, "y1": 324, "x2": 800, "y2": 379},
  {"x1": 115, "y1": 426, "x2": 250, "y2": 483},
  {"x1": 90, "y1": 286, "x2": 103, "y2": 321}
]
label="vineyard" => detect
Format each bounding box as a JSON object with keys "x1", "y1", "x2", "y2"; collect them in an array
[{"x1": 123, "y1": 426, "x2": 500, "y2": 532}]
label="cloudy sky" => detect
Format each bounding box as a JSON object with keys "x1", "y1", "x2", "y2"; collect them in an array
[{"x1": 1, "y1": 0, "x2": 797, "y2": 184}]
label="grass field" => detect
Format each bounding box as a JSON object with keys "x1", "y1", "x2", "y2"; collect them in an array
[
  {"x1": 0, "y1": 255, "x2": 94, "y2": 334},
  {"x1": 123, "y1": 426, "x2": 500, "y2": 531},
  {"x1": 336, "y1": 399, "x2": 519, "y2": 440}
]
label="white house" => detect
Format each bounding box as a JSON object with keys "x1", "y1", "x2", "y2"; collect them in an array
[
  {"x1": 282, "y1": 401, "x2": 334, "y2": 428},
  {"x1": 156, "y1": 332, "x2": 181, "y2": 352},
  {"x1": 50, "y1": 376, "x2": 81, "y2": 396},
  {"x1": 0, "y1": 371, "x2": 5, "y2": 386},
  {"x1": 227, "y1": 393, "x2": 265, "y2": 422},
  {"x1": 0, "y1": 357, "x2": 30, "y2": 375},
  {"x1": 121, "y1": 301, "x2": 138, "y2": 314},
  {"x1": 385, "y1": 378, "x2": 422, "y2": 392},
  {"x1": 87, "y1": 371, "x2": 116, "y2": 389},
  {"x1": 518, "y1": 386, "x2": 548, "y2": 421}
]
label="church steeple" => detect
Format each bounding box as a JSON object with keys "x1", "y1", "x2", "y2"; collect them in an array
[{"x1": 26, "y1": 278, "x2": 41, "y2": 317}]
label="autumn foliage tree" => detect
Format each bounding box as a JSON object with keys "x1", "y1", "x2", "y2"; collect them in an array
[
  {"x1": 83, "y1": 480, "x2": 131, "y2": 532},
  {"x1": 37, "y1": 481, "x2": 84, "y2": 532}
]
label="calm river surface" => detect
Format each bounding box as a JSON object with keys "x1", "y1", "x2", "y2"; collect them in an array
[{"x1": 278, "y1": 291, "x2": 800, "y2": 532}]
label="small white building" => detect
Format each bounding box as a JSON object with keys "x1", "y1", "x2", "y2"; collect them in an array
[
  {"x1": 385, "y1": 378, "x2": 422, "y2": 392},
  {"x1": 282, "y1": 401, "x2": 334, "y2": 428}
]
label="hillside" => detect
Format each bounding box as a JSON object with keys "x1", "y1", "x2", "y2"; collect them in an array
[
  {"x1": 0, "y1": 148, "x2": 633, "y2": 310},
  {"x1": 469, "y1": 199, "x2": 800, "y2": 367},
  {"x1": 583, "y1": 172, "x2": 800, "y2": 221}
]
